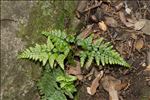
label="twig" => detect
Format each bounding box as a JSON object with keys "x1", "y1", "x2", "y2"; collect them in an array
[
  {"x1": 0, "y1": 18, "x2": 17, "y2": 22},
  {"x1": 83, "y1": 1, "x2": 102, "y2": 12}
]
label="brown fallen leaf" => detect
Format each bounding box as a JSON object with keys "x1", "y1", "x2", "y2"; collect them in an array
[
  {"x1": 67, "y1": 61, "x2": 83, "y2": 80},
  {"x1": 115, "y1": 2, "x2": 124, "y2": 11},
  {"x1": 141, "y1": 19, "x2": 150, "y2": 35},
  {"x1": 145, "y1": 65, "x2": 150, "y2": 71},
  {"x1": 105, "y1": 16, "x2": 118, "y2": 27},
  {"x1": 144, "y1": 64, "x2": 150, "y2": 76},
  {"x1": 101, "y1": 76, "x2": 127, "y2": 100},
  {"x1": 98, "y1": 21, "x2": 107, "y2": 31},
  {"x1": 134, "y1": 19, "x2": 146, "y2": 30},
  {"x1": 87, "y1": 71, "x2": 103, "y2": 95},
  {"x1": 127, "y1": 18, "x2": 135, "y2": 23},
  {"x1": 119, "y1": 11, "x2": 134, "y2": 27},
  {"x1": 77, "y1": 24, "x2": 94, "y2": 39},
  {"x1": 135, "y1": 39, "x2": 144, "y2": 51},
  {"x1": 131, "y1": 33, "x2": 137, "y2": 40},
  {"x1": 76, "y1": 1, "x2": 88, "y2": 19}
]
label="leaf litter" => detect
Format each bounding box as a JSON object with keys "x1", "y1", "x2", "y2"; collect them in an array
[{"x1": 70, "y1": 0, "x2": 150, "y2": 99}]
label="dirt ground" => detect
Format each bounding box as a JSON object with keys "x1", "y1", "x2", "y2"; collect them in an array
[{"x1": 74, "y1": 0, "x2": 150, "y2": 100}]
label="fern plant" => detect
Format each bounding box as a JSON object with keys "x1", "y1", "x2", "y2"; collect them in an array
[
  {"x1": 38, "y1": 67, "x2": 76, "y2": 100},
  {"x1": 77, "y1": 35, "x2": 129, "y2": 68},
  {"x1": 19, "y1": 30, "x2": 129, "y2": 69},
  {"x1": 19, "y1": 29, "x2": 129, "y2": 100},
  {"x1": 19, "y1": 30, "x2": 73, "y2": 69}
]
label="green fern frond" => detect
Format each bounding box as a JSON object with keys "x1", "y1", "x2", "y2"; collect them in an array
[
  {"x1": 38, "y1": 67, "x2": 77, "y2": 100},
  {"x1": 78, "y1": 35, "x2": 129, "y2": 68},
  {"x1": 38, "y1": 68, "x2": 67, "y2": 100},
  {"x1": 80, "y1": 51, "x2": 87, "y2": 67},
  {"x1": 42, "y1": 30, "x2": 75, "y2": 43},
  {"x1": 42, "y1": 30, "x2": 67, "y2": 40},
  {"x1": 19, "y1": 30, "x2": 72, "y2": 69},
  {"x1": 18, "y1": 44, "x2": 49, "y2": 66}
]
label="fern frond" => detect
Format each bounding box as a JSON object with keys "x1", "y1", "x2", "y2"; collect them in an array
[
  {"x1": 85, "y1": 51, "x2": 94, "y2": 69},
  {"x1": 80, "y1": 51, "x2": 87, "y2": 67},
  {"x1": 38, "y1": 67, "x2": 77, "y2": 100},
  {"x1": 42, "y1": 30, "x2": 67, "y2": 40},
  {"x1": 77, "y1": 35, "x2": 129, "y2": 67},
  {"x1": 42, "y1": 30, "x2": 75, "y2": 43},
  {"x1": 18, "y1": 44, "x2": 49, "y2": 66},
  {"x1": 19, "y1": 30, "x2": 72, "y2": 69},
  {"x1": 38, "y1": 68, "x2": 67, "y2": 100}
]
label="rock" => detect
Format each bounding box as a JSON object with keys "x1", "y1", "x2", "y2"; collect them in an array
[{"x1": 1, "y1": 1, "x2": 40, "y2": 100}]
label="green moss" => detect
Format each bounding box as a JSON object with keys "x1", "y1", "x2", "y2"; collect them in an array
[{"x1": 17, "y1": 1, "x2": 78, "y2": 46}]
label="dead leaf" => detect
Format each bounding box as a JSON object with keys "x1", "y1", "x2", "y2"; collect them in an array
[
  {"x1": 124, "y1": 2, "x2": 132, "y2": 14},
  {"x1": 76, "y1": 75, "x2": 83, "y2": 80},
  {"x1": 126, "y1": 18, "x2": 135, "y2": 23},
  {"x1": 131, "y1": 33, "x2": 137, "y2": 40},
  {"x1": 125, "y1": 7, "x2": 132, "y2": 15},
  {"x1": 67, "y1": 65, "x2": 81, "y2": 75},
  {"x1": 119, "y1": 11, "x2": 127, "y2": 25},
  {"x1": 77, "y1": 1, "x2": 88, "y2": 13},
  {"x1": 87, "y1": 71, "x2": 103, "y2": 95},
  {"x1": 67, "y1": 61, "x2": 83, "y2": 80},
  {"x1": 145, "y1": 65, "x2": 150, "y2": 71},
  {"x1": 105, "y1": 16, "x2": 118, "y2": 27},
  {"x1": 115, "y1": 2, "x2": 124, "y2": 11},
  {"x1": 134, "y1": 19, "x2": 146, "y2": 30},
  {"x1": 144, "y1": 64, "x2": 150, "y2": 76},
  {"x1": 98, "y1": 21, "x2": 107, "y2": 31},
  {"x1": 78, "y1": 24, "x2": 93, "y2": 39},
  {"x1": 101, "y1": 76, "x2": 127, "y2": 100},
  {"x1": 135, "y1": 39, "x2": 144, "y2": 51},
  {"x1": 119, "y1": 11, "x2": 134, "y2": 27},
  {"x1": 141, "y1": 19, "x2": 150, "y2": 35}
]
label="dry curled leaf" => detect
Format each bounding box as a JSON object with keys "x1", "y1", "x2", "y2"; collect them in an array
[
  {"x1": 98, "y1": 21, "x2": 107, "y2": 31},
  {"x1": 101, "y1": 76, "x2": 127, "y2": 100},
  {"x1": 105, "y1": 16, "x2": 118, "y2": 27},
  {"x1": 134, "y1": 19, "x2": 146, "y2": 30},
  {"x1": 87, "y1": 71, "x2": 103, "y2": 95},
  {"x1": 119, "y1": 11, "x2": 134, "y2": 27},
  {"x1": 135, "y1": 39, "x2": 144, "y2": 51}
]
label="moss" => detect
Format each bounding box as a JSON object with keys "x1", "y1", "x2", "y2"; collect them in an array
[{"x1": 17, "y1": 1, "x2": 78, "y2": 46}]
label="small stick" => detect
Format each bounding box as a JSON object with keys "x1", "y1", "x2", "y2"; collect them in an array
[
  {"x1": 83, "y1": 1, "x2": 102, "y2": 12},
  {"x1": 0, "y1": 18, "x2": 17, "y2": 22}
]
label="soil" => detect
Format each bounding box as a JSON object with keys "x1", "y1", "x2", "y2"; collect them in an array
[{"x1": 75, "y1": 0, "x2": 150, "y2": 100}]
